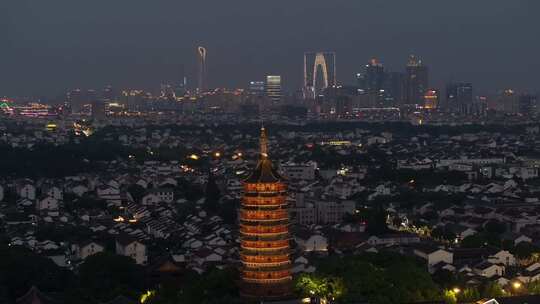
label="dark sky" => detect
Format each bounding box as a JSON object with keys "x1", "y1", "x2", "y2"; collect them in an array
[{"x1": 1, "y1": 0, "x2": 539, "y2": 97}]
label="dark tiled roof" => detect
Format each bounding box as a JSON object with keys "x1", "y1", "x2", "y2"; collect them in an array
[
  {"x1": 494, "y1": 295, "x2": 540, "y2": 304},
  {"x1": 102, "y1": 295, "x2": 136, "y2": 304},
  {"x1": 16, "y1": 286, "x2": 58, "y2": 304},
  {"x1": 244, "y1": 158, "x2": 283, "y2": 184}
]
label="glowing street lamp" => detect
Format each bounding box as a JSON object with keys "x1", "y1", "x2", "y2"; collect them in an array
[{"x1": 452, "y1": 287, "x2": 461, "y2": 294}]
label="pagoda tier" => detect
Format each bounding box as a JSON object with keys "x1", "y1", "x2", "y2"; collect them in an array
[{"x1": 239, "y1": 127, "x2": 292, "y2": 300}]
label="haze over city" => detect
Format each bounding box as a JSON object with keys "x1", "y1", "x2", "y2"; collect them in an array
[
  {"x1": 2, "y1": 0, "x2": 540, "y2": 96},
  {"x1": 4, "y1": 2, "x2": 540, "y2": 304}
]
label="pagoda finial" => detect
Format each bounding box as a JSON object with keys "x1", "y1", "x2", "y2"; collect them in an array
[{"x1": 260, "y1": 125, "x2": 268, "y2": 159}]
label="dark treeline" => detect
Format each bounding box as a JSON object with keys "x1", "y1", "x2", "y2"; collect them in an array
[
  {"x1": 138, "y1": 121, "x2": 536, "y2": 137},
  {"x1": 2, "y1": 121, "x2": 536, "y2": 178}
]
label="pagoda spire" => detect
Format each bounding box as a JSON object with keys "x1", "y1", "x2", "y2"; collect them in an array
[{"x1": 260, "y1": 126, "x2": 268, "y2": 159}]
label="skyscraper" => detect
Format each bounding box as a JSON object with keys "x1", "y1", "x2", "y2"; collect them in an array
[
  {"x1": 91, "y1": 100, "x2": 106, "y2": 120},
  {"x1": 102, "y1": 85, "x2": 115, "y2": 101},
  {"x1": 405, "y1": 55, "x2": 429, "y2": 105},
  {"x1": 249, "y1": 81, "x2": 266, "y2": 97},
  {"x1": 357, "y1": 58, "x2": 403, "y2": 106},
  {"x1": 304, "y1": 52, "x2": 336, "y2": 99},
  {"x1": 383, "y1": 71, "x2": 405, "y2": 105},
  {"x1": 519, "y1": 93, "x2": 538, "y2": 115},
  {"x1": 68, "y1": 89, "x2": 96, "y2": 114},
  {"x1": 446, "y1": 82, "x2": 473, "y2": 114},
  {"x1": 240, "y1": 127, "x2": 292, "y2": 300},
  {"x1": 197, "y1": 46, "x2": 207, "y2": 92},
  {"x1": 266, "y1": 75, "x2": 282, "y2": 104},
  {"x1": 68, "y1": 89, "x2": 83, "y2": 114},
  {"x1": 497, "y1": 89, "x2": 519, "y2": 114},
  {"x1": 423, "y1": 89, "x2": 439, "y2": 109},
  {"x1": 364, "y1": 58, "x2": 385, "y2": 94}
]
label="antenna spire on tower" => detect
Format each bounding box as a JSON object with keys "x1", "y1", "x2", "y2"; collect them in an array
[{"x1": 259, "y1": 126, "x2": 268, "y2": 159}]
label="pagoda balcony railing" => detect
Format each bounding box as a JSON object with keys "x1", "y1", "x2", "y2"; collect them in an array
[
  {"x1": 241, "y1": 210, "x2": 288, "y2": 220},
  {"x1": 240, "y1": 218, "x2": 289, "y2": 225},
  {"x1": 243, "y1": 192, "x2": 287, "y2": 198},
  {"x1": 242, "y1": 263, "x2": 291, "y2": 271},
  {"x1": 241, "y1": 244, "x2": 291, "y2": 252},
  {"x1": 243, "y1": 269, "x2": 291, "y2": 277},
  {"x1": 241, "y1": 203, "x2": 289, "y2": 209},
  {"x1": 241, "y1": 234, "x2": 290, "y2": 242},
  {"x1": 242, "y1": 240, "x2": 289, "y2": 250},
  {"x1": 244, "y1": 184, "x2": 287, "y2": 192},
  {"x1": 242, "y1": 276, "x2": 293, "y2": 284},
  {"x1": 241, "y1": 248, "x2": 291, "y2": 256},
  {"x1": 241, "y1": 204, "x2": 287, "y2": 210},
  {"x1": 242, "y1": 271, "x2": 292, "y2": 281},
  {"x1": 241, "y1": 255, "x2": 290, "y2": 264},
  {"x1": 241, "y1": 246, "x2": 290, "y2": 252},
  {"x1": 242, "y1": 196, "x2": 287, "y2": 206},
  {"x1": 240, "y1": 225, "x2": 288, "y2": 235}
]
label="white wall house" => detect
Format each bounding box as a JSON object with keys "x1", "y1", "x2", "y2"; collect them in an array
[
  {"x1": 116, "y1": 237, "x2": 147, "y2": 265},
  {"x1": 36, "y1": 196, "x2": 59, "y2": 211},
  {"x1": 72, "y1": 241, "x2": 105, "y2": 260},
  {"x1": 474, "y1": 262, "x2": 505, "y2": 278},
  {"x1": 297, "y1": 235, "x2": 328, "y2": 252},
  {"x1": 488, "y1": 250, "x2": 516, "y2": 266},
  {"x1": 18, "y1": 183, "x2": 36, "y2": 200},
  {"x1": 414, "y1": 247, "x2": 453, "y2": 272}
]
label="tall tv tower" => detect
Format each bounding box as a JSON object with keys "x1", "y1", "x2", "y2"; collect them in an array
[{"x1": 197, "y1": 46, "x2": 207, "y2": 92}]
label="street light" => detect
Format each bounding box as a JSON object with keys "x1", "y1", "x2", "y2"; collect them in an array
[
  {"x1": 512, "y1": 281, "x2": 522, "y2": 290},
  {"x1": 452, "y1": 287, "x2": 461, "y2": 294}
]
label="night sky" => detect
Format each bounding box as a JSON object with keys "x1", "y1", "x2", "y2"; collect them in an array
[{"x1": 1, "y1": 0, "x2": 539, "y2": 96}]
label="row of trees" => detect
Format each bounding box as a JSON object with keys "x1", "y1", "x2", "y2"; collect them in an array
[
  {"x1": 0, "y1": 244, "x2": 241, "y2": 304},
  {"x1": 295, "y1": 253, "x2": 441, "y2": 304},
  {"x1": 294, "y1": 252, "x2": 539, "y2": 304}
]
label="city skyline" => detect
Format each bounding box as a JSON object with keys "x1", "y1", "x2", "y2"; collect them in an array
[
  {"x1": 5, "y1": 2, "x2": 540, "y2": 304},
  {"x1": 2, "y1": 1, "x2": 540, "y2": 96}
]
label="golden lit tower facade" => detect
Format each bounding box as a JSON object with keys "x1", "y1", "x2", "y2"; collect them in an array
[{"x1": 240, "y1": 127, "x2": 292, "y2": 300}]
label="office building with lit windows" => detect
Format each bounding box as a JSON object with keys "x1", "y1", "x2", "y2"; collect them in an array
[
  {"x1": 446, "y1": 82, "x2": 473, "y2": 114},
  {"x1": 405, "y1": 55, "x2": 429, "y2": 105},
  {"x1": 266, "y1": 75, "x2": 282, "y2": 104}
]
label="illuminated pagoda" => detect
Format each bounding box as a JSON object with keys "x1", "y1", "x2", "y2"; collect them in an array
[{"x1": 240, "y1": 127, "x2": 292, "y2": 300}]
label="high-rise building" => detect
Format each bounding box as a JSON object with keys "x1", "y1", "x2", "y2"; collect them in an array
[
  {"x1": 405, "y1": 55, "x2": 429, "y2": 105},
  {"x1": 423, "y1": 89, "x2": 439, "y2": 109},
  {"x1": 68, "y1": 89, "x2": 83, "y2": 114},
  {"x1": 197, "y1": 46, "x2": 207, "y2": 92},
  {"x1": 68, "y1": 89, "x2": 96, "y2": 114},
  {"x1": 249, "y1": 81, "x2": 266, "y2": 97},
  {"x1": 102, "y1": 85, "x2": 115, "y2": 101},
  {"x1": 383, "y1": 71, "x2": 405, "y2": 105},
  {"x1": 446, "y1": 82, "x2": 473, "y2": 114},
  {"x1": 91, "y1": 100, "x2": 106, "y2": 120},
  {"x1": 240, "y1": 127, "x2": 292, "y2": 300},
  {"x1": 304, "y1": 52, "x2": 336, "y2": 99},
  {"x1": 266, "y1": 75, "x2": 282, "y2": 103},
  {"x1": 121, "y1": 90, "x2": 146, "y2": 111},
  {"x1": 355, "y1": 73, "x2": 366, "y2": 92},
  {"x1": 496, "y1": 89, "x2": 519, "y2": 114},
  {"x1": 364, "y1": 58, "x2": 385, "y2": 94},
  {"x1": 519, "y1": 93, "x2": 538, "y2": 115},
  {"x1": 175, "y1": 64, "x2": 188, "y2": 97}
]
